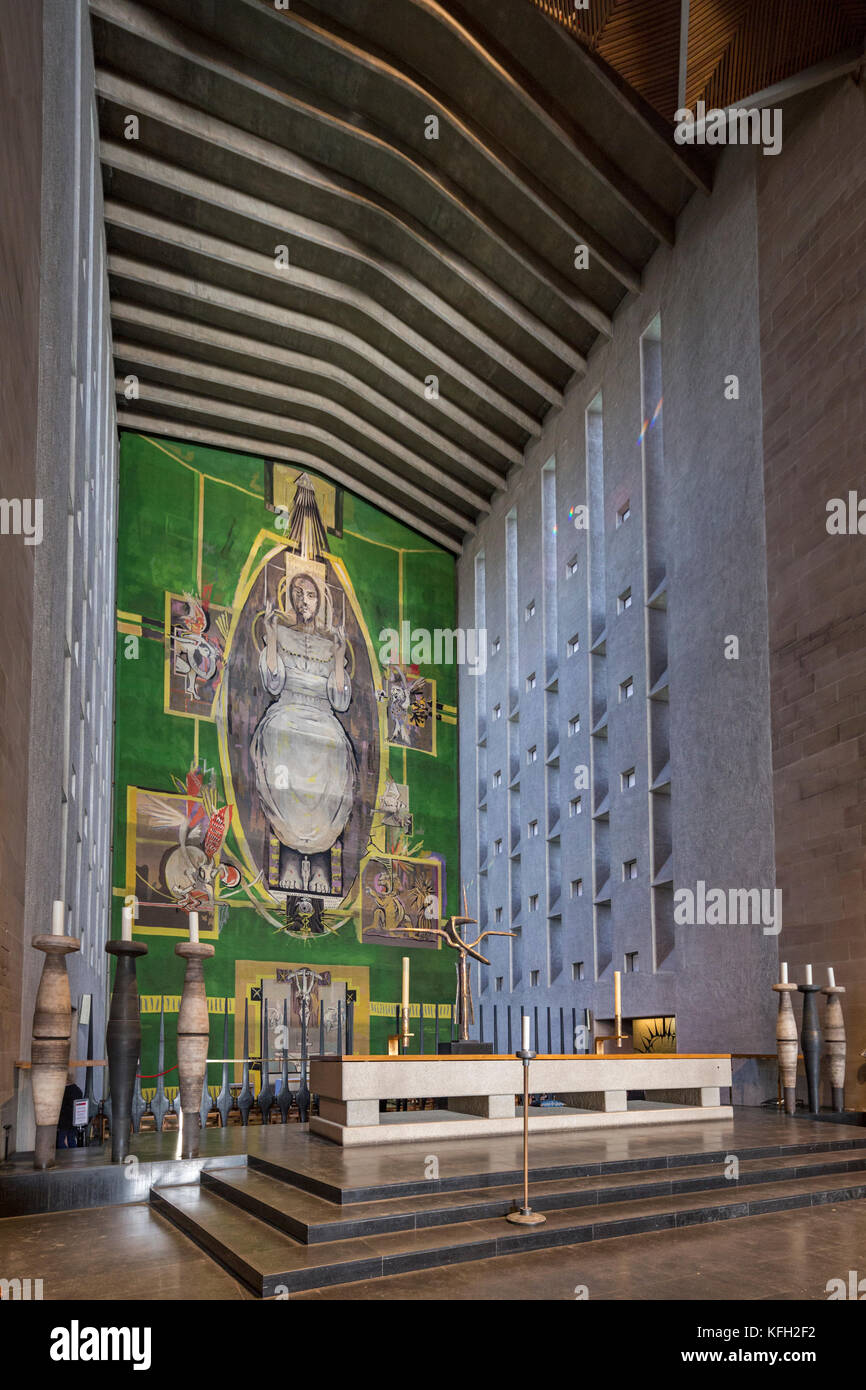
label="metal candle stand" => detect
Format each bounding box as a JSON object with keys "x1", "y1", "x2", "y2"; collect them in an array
[
  {"x1": 30, "y1": 930, "x2": 81, "y2": 1170},
  {"x1": 175, "y1": 939, "x2": 215, "y2": 1158},
  {"x1": 105, "y1": 938, "x2": 148, "y2": 1162},
  {"x1": 216, "y1": 998, "x2": 233, "y2": 1128},
  {"x1": 822, "y1": 983, "x2": 846, "y2": 1113},
  {"x1": 238, "y1": 999, "x2": 253, "y2": 1125},
  {"x1": 505, "y1": 1047, "x2": 546, "y2": 1227},
  {"x1": 772, "y1": 980, "x2": 799, "y2": 1116},
  {"x1": 277, "y1": 999, "x2": 292, "y2": 1124},
  {"x1": 798, "y1": 981, "x2": 822, "y2": 1115}
]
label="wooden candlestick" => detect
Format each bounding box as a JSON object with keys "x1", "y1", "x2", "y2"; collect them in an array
[
  {"x1": 105, "y1": 938, "x2": 148, "y2": 1162},
  {"x1": 175, "y1": 940, "x2": 215, "y2": 1159},
  {"x1": 822, "y1": 984, "x2": 846, "y2": 1113},
  {"x1": 772, "y1": 981, "x2": 799, "y2": 1116},
  {"x1": 31, "y1": 930, "x2": 81, "y2": 1169}
]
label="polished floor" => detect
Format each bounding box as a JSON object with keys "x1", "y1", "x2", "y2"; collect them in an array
[
  {"x1": 1, "y1": 1110, "x2": 863, "y2": 1300},
  {"x1": 294, "y1": 1199, "x2": 866, "y2": 1301},
  {"x1": 0, "y1": 1194, "x2": 862, "y2": 1301}
]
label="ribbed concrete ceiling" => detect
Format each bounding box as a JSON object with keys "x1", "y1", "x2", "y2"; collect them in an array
[{"x1": 92, "y1": 0, "x2": 710, "y2": 553}]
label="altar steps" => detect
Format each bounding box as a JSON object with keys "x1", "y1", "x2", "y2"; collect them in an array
[
  {"x1": 245, "y1": 1128, "x2": 866, "y2": 1204},
  {"x1": 151, "y1": 1142, "x2": 866, "y2": 1297},
  {"x1": 200, "y1": 1146, "x2": 866, "y2": 1244}
]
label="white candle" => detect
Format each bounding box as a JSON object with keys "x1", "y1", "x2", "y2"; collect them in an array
[
  {"x1": 614, "y1": 970, "x2": 622, "y2": 1020},
  {"x1": 780, "y1": 961, "x2": 788, "y2": 984},
  {"x1": 804, "y1": 963, "x2": 812, "y2": 985},
  {"x1": 188, "y1": 911, "x2": 199, "y2": 944},
  {"x1": 522, "y1": 1015, "x2": 530, "y2": 1051},
  {"x1": 401, "y1": 957, "x2": 409, "y2": 1013},
  {"x1": 827, "y1": 966, "x2": 836, "y2": 987},
  {"x1": 121, "y1": 904, "x2": 133, "y2": 942},
  {"x1": 51, "y1": 900, "x2": 65, "y2": 936}
]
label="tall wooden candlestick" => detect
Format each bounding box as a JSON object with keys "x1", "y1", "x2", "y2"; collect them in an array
[
  {"x1": 31, "y1": 913, "x2": 80, "y2": 1169},
  {"x1": 175, "y1": 939, "x2": 214, "y2": 1158},
  {"x1": 822, "y1": 980, "x2": 846, "y2": 1113},
  {"x1": 798, "y1": 976, "x2": 822, "y2": 1114},
  {"x1": 105, "y1": 937, "x2": 148, "y2": 1162},
  {"x1": 772, "y1": 977, "x2": 799, "y2": 1115}
]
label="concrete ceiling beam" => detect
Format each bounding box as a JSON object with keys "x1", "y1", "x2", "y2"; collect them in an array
[
  {"x1": 110, "y1": 300, "x2": 508, "y2": 489},
  {"x1": 112, "y1": 339, "x2": 494, "y2": 515},
  {"x1": 220, "y1": 0, "x2": 657, "y2": 274},
  {"x1": 90, "y1": 0, "x2": 640, "y2": 299},
  {"x1": 95, "y1": 69, "x2": 611, "y2": 350},
  {"x1": 116, "y1": 379, "x2": 478, "y2": 537},
  {"x1": 469, "y1": 0, "x2": 714, "y2": 195},
  {"x1": 106, "y1": 255, "x2": 527, "y2": 466},
  {"x1": 282, "y1": 0, "x2": 675, "y2": 244},
  {"x1": 102, "y1": 199, "x2": 550, "y2": 435},
  {"x1": 100, "y1": 138, "x2": 577, "y2": 398}
]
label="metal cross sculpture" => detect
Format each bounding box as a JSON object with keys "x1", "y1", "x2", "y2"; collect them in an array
[{"x1": 403, "y1": 903, "x2": 515, "y2": 1043}]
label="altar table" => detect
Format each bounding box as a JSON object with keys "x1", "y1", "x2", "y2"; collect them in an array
[{"x1": 309, "y1": 1052, "x2": 733, "y2": 1145}]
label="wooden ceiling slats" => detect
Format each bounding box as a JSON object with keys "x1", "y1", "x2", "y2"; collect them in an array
[{"x1": 531, "y1": 0, "x2": 866, "y2": 119}]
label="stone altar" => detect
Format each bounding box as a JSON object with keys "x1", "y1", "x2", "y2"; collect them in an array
[{"x1": 309, "y1": 1052, "x2": 733, "y2": 1146}]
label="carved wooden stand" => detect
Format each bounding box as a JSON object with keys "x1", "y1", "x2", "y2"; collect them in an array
[
  {"x1": 31, "y1": 932, "x2": 80, "y2": 1169},
  {"x1": 175, "y1": 940, "x2": 214, "y2": 1159},
  {"x1": 105, "y1": 939, "x2": 148, "y2": 1162},
  {"x1": 772, "y1": 980, "x2": 799, "y2": 1116},
  {"x1": 822, "y1": 984, "x2": 846, "y2": 1113}
]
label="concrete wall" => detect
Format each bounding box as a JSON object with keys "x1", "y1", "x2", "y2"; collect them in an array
[
  {"x1": 758, "y1": 77, "x2": 866, "y2": 1102},
  {"x1": 0, "y1": 0, "x2": 42, "y2": 1133},
  {"x1": 459, "y1": 141, "x2": 780, "y2": 1059},
  {"x1": 5, "y1": 0, "x2": 118, "y2": 1152}
]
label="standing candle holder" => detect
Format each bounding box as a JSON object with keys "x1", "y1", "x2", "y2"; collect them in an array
[
  {"x1": 798, "y1": 980, "x2": 822, "y2": 1115},
  {"x1": 277, "y1": 999, "x2": 292, "y2": 1125},
  {"x1": 772, "y1": 979, "x2": 799, "y2": 1116},
  {"x1": 175, "y1": 939, "x2": 215, "y2": 1159},
  {"x1": 105, "y1": 938, "x2": 148, "y2": 1162},
  {"x1": 216, "y1": 997, "x2": 232, "y2": 1129},
  {"x1": 822, "y1": 982, "x2": 846, "y2": 1113},
  {"x1": 151, "y1": 996, "x2": 170, "y2": 1135},
  {"x1": 505, "y1": 1044, "x2": 546, "y2": 1227},
  {"x1": 30, "y1": 926, "x2": 80, "y2": 1170},
  {"x1": 238, "y1": 998, "x2": 253, "y2": 1126}
]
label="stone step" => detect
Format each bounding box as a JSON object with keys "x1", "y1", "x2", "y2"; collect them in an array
[
  {"x1": 151, "y1": 1167, "x2": 866, "y2": 1297},
  {"x1": 247, "y1": 1130, "x2": 866, "y2": 1204},
  {"x1": 203, "y1": 1148, "x2": 866, "y2": 1244}
]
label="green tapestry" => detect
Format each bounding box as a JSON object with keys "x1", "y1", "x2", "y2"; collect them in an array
[{"x1": 112, "y1": 432, "x2": 460, "y2": 1078}]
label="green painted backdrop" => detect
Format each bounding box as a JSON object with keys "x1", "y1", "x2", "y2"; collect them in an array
[{"x1": 112, "y1": 431, "x2": 460, "y2": 1077}]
